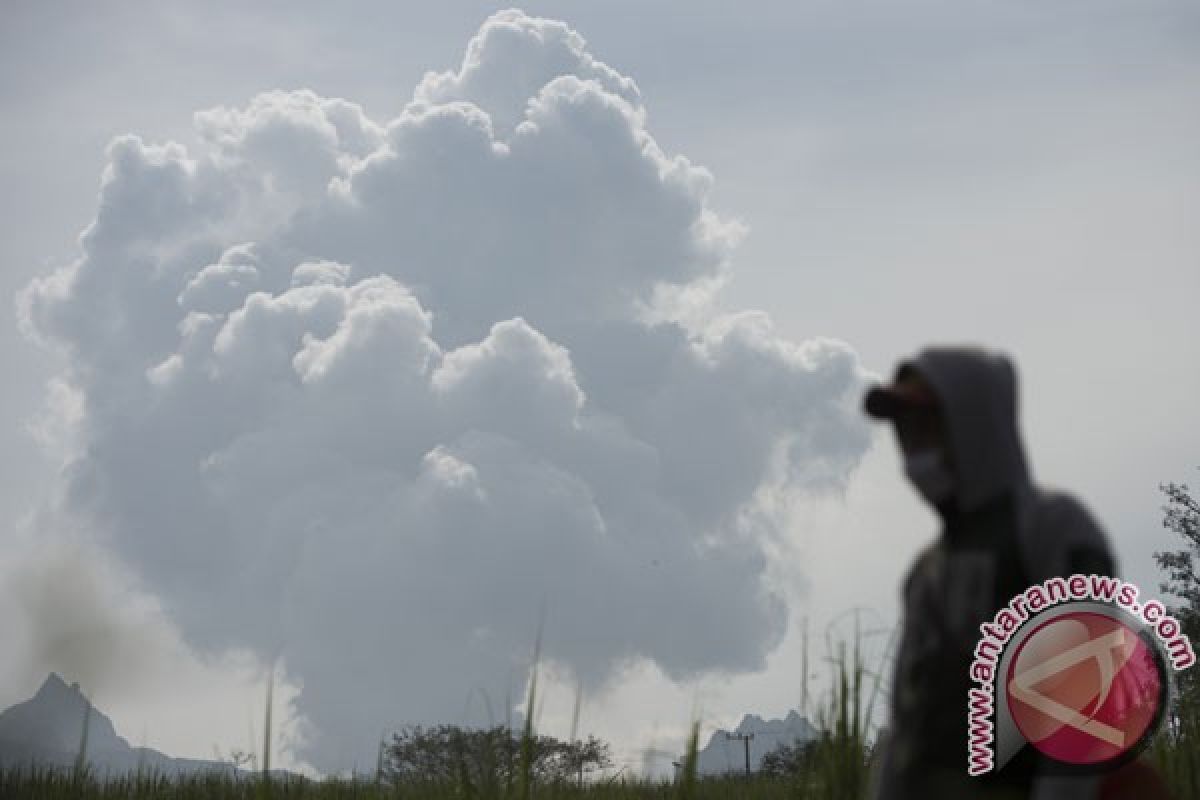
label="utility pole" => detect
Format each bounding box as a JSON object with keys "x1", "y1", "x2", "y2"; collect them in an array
[{"x1": 724, "y1": 732, "x2": 754, "y2": 776}]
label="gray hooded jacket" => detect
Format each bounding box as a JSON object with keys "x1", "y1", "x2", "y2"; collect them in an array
[{"x1": 870, "y1": 346, "x2": 1115, "y2": 800}]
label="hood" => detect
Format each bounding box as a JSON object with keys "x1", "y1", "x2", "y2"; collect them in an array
[{"x1": 903, "y1": 346, "x2": 1032, "y2": 512}]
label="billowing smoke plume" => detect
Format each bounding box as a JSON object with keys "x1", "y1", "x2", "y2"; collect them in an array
[{"x1": 18, "y1": 9, "x2": 870, "y2": 770}]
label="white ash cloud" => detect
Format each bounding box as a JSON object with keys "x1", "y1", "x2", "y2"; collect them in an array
[{"x1": 17, "y1": 8, "x2": 870, "y2": 771}]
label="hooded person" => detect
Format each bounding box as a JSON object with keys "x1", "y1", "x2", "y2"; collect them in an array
[{"x1": 863, "y1": 346, "x2": 1116, "y2": 799}]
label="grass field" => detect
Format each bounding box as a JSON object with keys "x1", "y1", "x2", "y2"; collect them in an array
[{"x1": 3, "y1": 628, "x2": 1197, "y2": 799}]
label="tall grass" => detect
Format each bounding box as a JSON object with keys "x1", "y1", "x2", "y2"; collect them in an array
[
  {"x1": 674, "y1": 719, "x2": 699, "y2": 800},
  {"x1": 0, "y1": 767, "x2": 847, "y2": 799},
  {"x1": 47, "y1": 618, "x2": 1200, "y2": 799},
  {"x1": 1, "y1": 638, "x2": 880, "y2": 800},
  {"x1": 0, "y1": 641, "x2": 885, "y2": 800},
  {"x1": 259, "y1": 663, "x2": 275, "y2": 800},
  {"x1": 1153, "y1": 677, "x2": 1200, "y2": 799},
  {"x1": 74, "y1": 689, "x2": 93, "y2": 785},
  {"x1": 793, "y1": 626, "x2": 882, "y2": 800}
]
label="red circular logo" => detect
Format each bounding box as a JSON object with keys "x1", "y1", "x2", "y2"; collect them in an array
[{"x1": 1005, "y1": 611, "x2": 1165, "y2": 766}]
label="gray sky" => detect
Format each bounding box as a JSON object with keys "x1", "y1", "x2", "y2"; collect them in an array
[{"x1": 2, "y1": 0, "x2": 1197, "y2": 776}]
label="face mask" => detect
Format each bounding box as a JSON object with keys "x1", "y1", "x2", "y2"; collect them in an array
[{"x1": 903, "y1": 447, "x2": 955, "y2": 505}]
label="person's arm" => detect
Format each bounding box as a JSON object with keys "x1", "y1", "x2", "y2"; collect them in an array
[{"x1": 1022, "y1": 488, "x2": 1118, "y2": 583}]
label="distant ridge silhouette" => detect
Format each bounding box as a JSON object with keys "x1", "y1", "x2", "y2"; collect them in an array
[
  {"x1": 0, "y1": 673, "x2": 233, "y2": 776},
  {"x1": 689, "y1": 709, "x2": 816, "y2": 775}
]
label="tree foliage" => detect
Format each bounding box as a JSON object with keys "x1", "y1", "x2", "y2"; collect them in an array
[
  {"x1": 1154, "y1": 478, "x2": 1200, "y2": 708},
  {"x1": 759, "y1": 739, "x2": 816, "y2": 778},
  {"x1": 1151, "y1": 477, "x2": 1200, "y2": 794},
  {"x1": 383, "y1": 724, "x2": 612, "y2": 790},
  {"x1": 1154, "y1": 479, "x2": 1200, "y2": 640}
]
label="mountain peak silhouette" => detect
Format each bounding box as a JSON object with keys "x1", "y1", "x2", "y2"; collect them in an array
[
  {"x1": 0, "y1": 674, "x2": 227, "y2": 775},
  {"x1": 689, "y1": 709, "x2": 816, "y2": 776},
  {"x1": 33, "y1": 673, "x2": 82, "y2": 702}
]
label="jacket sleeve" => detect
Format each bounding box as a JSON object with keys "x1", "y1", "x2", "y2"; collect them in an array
[{"x1": 1020, "y1": 488, "x2": 1118, "y2": 583}]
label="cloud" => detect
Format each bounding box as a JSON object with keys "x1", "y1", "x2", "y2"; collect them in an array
[
  {"x1": 17, "y1": 8, "x2": 870, "y2": 771},
  {"x1": 412, "y1": 8, "x2": 642, "y2": 139}
]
